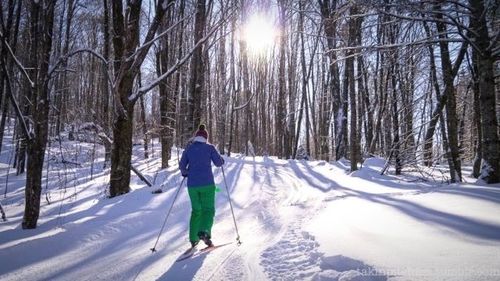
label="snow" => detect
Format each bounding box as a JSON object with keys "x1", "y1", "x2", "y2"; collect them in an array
[
  {"x1": 479, "y1": 160, "x2": 495, "y2": 182},
  {"x1": 1, "y1": 129, "x2": 500, "y2": 281}
]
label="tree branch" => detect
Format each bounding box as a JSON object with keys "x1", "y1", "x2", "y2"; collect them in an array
[
  {"x1": 2, "y1": 63, "x2": 32, "y2": 140},
  {"x1": 1, "y1": 32, "x2": 35, "y2": 88},
  {"x1": 126, "y1": 10, "x2": 193, "y2": 70},
  {"x1": 131, "y1": 9, "x2": 236, "y2": 102}
]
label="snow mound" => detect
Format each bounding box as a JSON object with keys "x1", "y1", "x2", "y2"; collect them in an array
[
  {"x1": 362, "y1": 158, "x2": 386, "y2": 170},
  {"x1": 314, "y1": 255, "x2": 387, "y2": 281},
  {"x1": 349, "y1": 157, "x2": 385, "y2": 180}
]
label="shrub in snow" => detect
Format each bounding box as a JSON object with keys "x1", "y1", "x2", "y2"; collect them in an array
[
  {"x1": 296, "y1": 145, "x2": 309, "y2": 160},
  {"x1": 247, "y1": 141, "x2": 256, "y2": 157}
]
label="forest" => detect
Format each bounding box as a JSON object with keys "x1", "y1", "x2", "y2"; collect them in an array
[{"x1": 0, "y1": 0, "x2": 498, "y2": 230}]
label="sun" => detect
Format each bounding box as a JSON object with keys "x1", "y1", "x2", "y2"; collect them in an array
[{"x1": 241, "y1": 14, "x2": 277, "y2": 56}]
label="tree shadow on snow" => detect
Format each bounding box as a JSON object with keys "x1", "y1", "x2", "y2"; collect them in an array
[
  {"x1": 0, "y1": 187, "x2": 189, "y2": 279},
  {"x1": 435, "y1": 186, "x2": 500, "y2": 205},
  {"x1": 288, "y1": 160, "x2": 342, "y2": 192},
  {"x1": 286, "y1": 159, "x2": 500, "y2": 241},
  {"x1": 334, "y1": 186, "x2": 500, "y2": 242}
]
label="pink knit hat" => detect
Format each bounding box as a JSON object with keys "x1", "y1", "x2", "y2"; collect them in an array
[{"x1": 195, "y1": 124, "x2": 208, "y2": 139}]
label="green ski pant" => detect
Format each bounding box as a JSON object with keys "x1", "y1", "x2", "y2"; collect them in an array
[{"x1": 188, "y1": 185, "x2": 216, "y2": 242}]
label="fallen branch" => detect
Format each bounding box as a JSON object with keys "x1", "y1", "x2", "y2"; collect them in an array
[{"x1": 131, "y1": 165, "x2": 152, "y2": 187}]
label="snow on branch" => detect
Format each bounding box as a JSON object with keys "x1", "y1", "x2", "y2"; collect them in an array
[
  {"x1": 1, "y1": 63, "x2": 32, "y2": 141},
  {"x1": 48, "y1": 48, "x2": 108, "y2": 78},
  {"x1": 373, "y1": 7, "x2": 477, "y2": 43},
  {"x1": 125, "y1": 0, "x2": 178, "y2": 72},
  {"x1": 233, "y1": 90, "x2": 257, "y2": 111},
  {"x1": 1, "y1": 32, "x2": 35, "y2": 88},
  {"x1": 323, "y1": 37, "x2": 464, "y2": 58},
  {"x1": 126, "y1": 12, "x2": 193, "y2": 68}
]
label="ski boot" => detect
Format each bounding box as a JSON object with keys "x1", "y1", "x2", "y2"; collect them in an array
[
  {"x1": 198, "y1": 231, "x2": 214, "y2": 247},
  {"x1": 190, "y1": 240, "x2": 199, "y2": 248}
]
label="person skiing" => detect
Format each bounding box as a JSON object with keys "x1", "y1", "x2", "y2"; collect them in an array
[{"x1": 179, "y1": 124, "x2": 224, "y2": 249}]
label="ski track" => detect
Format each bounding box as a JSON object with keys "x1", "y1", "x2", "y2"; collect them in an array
[
  {"x1": 244, "y1": 161, "x2": 393, "y2": 281},
  {"x1": 154, "y1": 159, "x2": 388, "y2": 281},
  {"x1": 208, "y1": 160, "x2": 327, "y2": 281}
]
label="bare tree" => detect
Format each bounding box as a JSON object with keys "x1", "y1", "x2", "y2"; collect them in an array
[
  {"x1": 0, "y1": 0, "x2": 22, "y2": 153},
  {"x1": 108, "y1": 1, "x2": 170, "y2": 197},
  {"x1": 347, "y1": 4, "x2": 361, "y2": 171},
  {"x1": 319, "y1": 0, "x2": 341, "y2": 160},
  {"x1": 22, "y1": 0, "x2": 57, "y2": 229},
  {"x1": 183, "y1": 0, "x2": 208, "y2": 143}
]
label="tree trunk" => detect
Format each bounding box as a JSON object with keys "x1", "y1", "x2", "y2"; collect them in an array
[
  {"x1": 390, "y1": 65, "x2": 402, "y2": 175},
  {"x1": 359, "y1": 56, "x2": 373, "y2": 156},
  {"x1": 319, "y1": 0, "x2": 341, "y2": 160},
  {"x1": 369, "y1": 17, "x2": 388, "y2": 155},
  {"x1": 139, "y1": 95, "x2": 149, "y2": 159},
  {"x1": 0, "y1": 0, "x2": 21, "y2": 153},
  {"x1": 108, "y1": 0, "x2": 169, "y2": 196},
  {"x1": 101, "y1": 0, "x2": 111, "y2": 133},
  {"x1": 470, "y1": 0, "x2": 500, "y2": 183},
  {"x1": 22, "y1": 0, "x2": 57, "y2": 229},
  {"x1": 184, "y1": 0, "x2": 207, "y2": 141},
  {"x1": 348, "y1": 5, "x2": 361, "y2": 171},
  {"x1": 435, "y1": 5, "x2": 461, "y2": 182},
  {"x1": 339, "y1": 52, "x2": 349, "y2": 160},
  {"x1": 216, "y1": 3, "x2": 227, "y2": 154},
  {"x1": 471, "y1": 50, "x2": 482, "y2": 178},
  {"x1": 276, "y1": 0, "x2": 287, "y2": 159},
  {"x1": 109, "y1": 105, "x2": 134, "y2": 197},
  {"x1": 227, "y1": 16, "x2": 237, "y2": 157},
  {"x1": 157, "y1": 5, "x2": 172, "y2": 168}
]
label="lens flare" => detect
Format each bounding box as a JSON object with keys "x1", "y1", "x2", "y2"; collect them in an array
[{"x1": 241, "y1": 14, "x2": 277, "y2": 55}]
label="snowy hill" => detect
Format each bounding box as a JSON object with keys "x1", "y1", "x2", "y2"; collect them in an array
[{"x1": 1, "y1": 134, "x2": 500, "y2": 281}]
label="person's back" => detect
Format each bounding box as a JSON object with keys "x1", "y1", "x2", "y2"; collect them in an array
[{"x1": 181, "y1": 140, "x2": 224, "y2": 188}]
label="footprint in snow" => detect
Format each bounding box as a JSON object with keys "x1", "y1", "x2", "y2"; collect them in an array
[
  {"x1": 260, "y1": 228, "x2": 387, "y2": 281},
  {"x1": 260, "y1": 228, "x2": 322, "y2": 280}
]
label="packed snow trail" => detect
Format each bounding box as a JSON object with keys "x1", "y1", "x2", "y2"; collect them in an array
[{"x1": 1, "y1": 136, "x2": 500, "y2": 281}]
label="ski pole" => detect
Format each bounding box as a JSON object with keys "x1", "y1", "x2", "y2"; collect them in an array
[
  {"x1": 221, "y1": 166, "x2": 242, "y2": 245},
  {"x1": 150, "y1": 177, "x2": 186, "y2": 253}
]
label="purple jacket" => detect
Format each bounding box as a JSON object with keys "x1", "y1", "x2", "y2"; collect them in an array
[{"x1": 179, "y1": 138, "x2": 224, "y2": 188}]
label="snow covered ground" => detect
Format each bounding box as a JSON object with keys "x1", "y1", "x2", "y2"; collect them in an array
[{"x1": 1, "y1": 131, "x2": 500, "y2": 281}]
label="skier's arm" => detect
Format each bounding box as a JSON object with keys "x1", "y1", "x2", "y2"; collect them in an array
[
  {"x1": 211, "y1": 146, "x2": 225, "y2": 167},
  {"x1": 179, "y1": 150, "x2": 189, "y2": 176}
]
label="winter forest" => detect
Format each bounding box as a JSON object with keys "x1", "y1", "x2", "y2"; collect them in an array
[{"x1": 1, "y1": 0, "x2": 500, "y2": 280}]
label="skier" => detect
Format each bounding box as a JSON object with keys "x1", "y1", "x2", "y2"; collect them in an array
[{"x1": 179, "y1": 124, "x2": 225, "y2": 249}]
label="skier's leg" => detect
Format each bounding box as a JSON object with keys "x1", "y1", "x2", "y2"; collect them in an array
[
  {"x1": 188, "y1": 188, "x2": 202, "y2": 244},
  {"x1": 198, "y1": 185, "x2": 216, "y2": 238}
]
